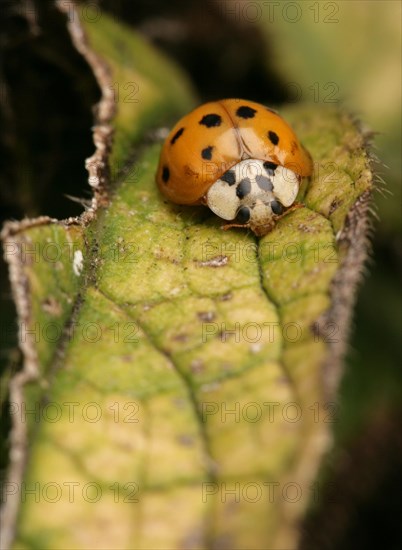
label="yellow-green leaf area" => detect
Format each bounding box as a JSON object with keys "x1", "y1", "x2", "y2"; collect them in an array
[
  {"x1": 283, "y1": 105, "x2": 372, "y2": 233},
  {"x1": 280, "y1": 293, "x2": 331, "y2": 345},
  {"x1": 13, "y1": 223, "x2": 84, "y2": 372},
  {"x1": 259, "y1": 207, "x2": 338, "y2": 305},
  {"x1": 282, "y1": 339, "x2": 328, "y2": 408},
  {"x1": 15, "y1": 287, "x2": 209, "y2": 548}
]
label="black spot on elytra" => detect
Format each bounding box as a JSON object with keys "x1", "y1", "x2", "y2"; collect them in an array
[
  {"x1": 256, "y1": 175, "x2": 273, "y2": 191},
  {"x1": 236, "y1": 178, "x2": 251, "y2": 199},
  {"x1": 236, "y1": 105, "x2": 257, "y2": 119},
  {"x1": 220, "y1": 170, "x2": 236, "y2": 186},
  {"x1": 268, "y1": 131, "x2": 279, "y2": 145},
  {"x1": 263, "y1": 161, "x2": 278, "y2": 176},
  {"x1": 162, "y1": 165, "x2": 170, "y2": 183},
  {"x1": 237, "y1": 206, "x2": 251, "y2": 223},
  {"x1": 271, "y1": 200, "x2": 283, "y2": 215},
  {"x1": 199, "y1": 114, "x2": 222, "y2": 127},
  {"x1": 170, "y1": 127, "x2": 185, "y2": 145},
  {"x1": 201, "y1": 146, "x2": 214, "y2": 160}
]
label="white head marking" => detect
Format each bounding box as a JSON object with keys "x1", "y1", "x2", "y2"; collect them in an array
[{"x1": 206, "y1": 159, "x2": 300, "y2": 228}]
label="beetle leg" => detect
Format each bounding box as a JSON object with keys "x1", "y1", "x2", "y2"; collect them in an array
[
  {"x1": 274, "y1": 201, "x2": 304, "y2": 221},
  {"x1": 221, "y1": 222, "x2": 249, "y2": 231}
]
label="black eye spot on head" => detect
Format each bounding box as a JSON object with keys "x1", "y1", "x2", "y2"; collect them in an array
[
  {"x1": 237, "y1": 206, "x2": 251, "y2": 224},
  {"x1": 199, "y1": 114, "x2": 222, "y2": 127},
  {"x1": 170, "y1": 127, "x2": 185, "y2": 145},
  {"x1": 201, "y1": 146, "x2": 213, "y2": 160},
  {"x1": 162, "y1": 165, "x2": 170, "y2": 184},
  {"x1": 268, "y1": 131, "x2": 280, "y2": 145},
  {"x1": 271, "y1": 200, "x2": 283, "y2": 215},
  {"x1": 236, "y1": 178, "x2": 251, "y2": 199},
  {"x1": 236, "y1": 105, "x2": 257, "y2": 119},
  {"x1": 263, "y1": 161, "x2": 278, "y2": 176},
  {"x1": 256, "y1": 175, "x2": 273, "y2": 191},
  {"x1": 220, "y1": 169, "x2": 236, "y2": 186}
]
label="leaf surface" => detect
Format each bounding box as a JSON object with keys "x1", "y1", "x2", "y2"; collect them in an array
[{"x1": 1, "y1": 6, "x2": 373, "y2": 550}]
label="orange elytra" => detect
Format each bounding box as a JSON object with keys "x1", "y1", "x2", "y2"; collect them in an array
[{"x1": 156, "y1": 99, "x2": 313, "y2": 235}]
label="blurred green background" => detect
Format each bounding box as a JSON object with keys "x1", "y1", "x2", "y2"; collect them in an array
[{"x1": 0, "y1": 1, "x2": 400, "y2": 548}]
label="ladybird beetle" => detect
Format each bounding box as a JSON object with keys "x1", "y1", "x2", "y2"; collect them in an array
[{"x1": 156, "y1": 99, "x2": 313, "y2": 236}]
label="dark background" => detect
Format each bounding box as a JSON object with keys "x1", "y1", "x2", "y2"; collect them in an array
[{"x1": 0, "y1": 1, "x2": 401, "y2": 548}]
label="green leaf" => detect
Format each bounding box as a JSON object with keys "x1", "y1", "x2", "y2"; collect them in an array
[{"x1": 1, "y1": 5, "x2": 373, "y2": 550}]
